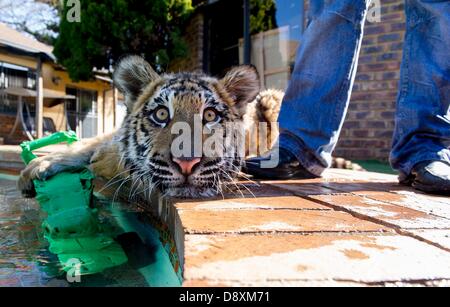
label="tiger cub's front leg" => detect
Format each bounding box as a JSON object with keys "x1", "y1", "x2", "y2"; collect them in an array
[{"x1": 18, "y1": 133, "x2": 115, "y2": 198}]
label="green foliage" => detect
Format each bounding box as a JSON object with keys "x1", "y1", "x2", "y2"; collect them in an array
[
  {"x1": 250, "y1": 0, "x2": 277, "y2": 35},
  {"x1": 54, "y1": 0, "x2": 193, "y2": 81}
]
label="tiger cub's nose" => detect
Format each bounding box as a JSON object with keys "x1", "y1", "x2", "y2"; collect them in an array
[{"x1": 172, "y1": 157, "x2": 201, "y2": 176}]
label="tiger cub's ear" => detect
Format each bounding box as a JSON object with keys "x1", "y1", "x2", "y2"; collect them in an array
[
  {"x1": 220, "y1": 65, "x2": 260, "y2": 116},
  {"x1": 113, "y1": 55, "x2": 160, "y2": 107}
]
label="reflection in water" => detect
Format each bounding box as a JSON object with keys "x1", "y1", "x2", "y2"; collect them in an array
[{"x1": 0, "y1": 175, "x2": 180, "y2": 287}]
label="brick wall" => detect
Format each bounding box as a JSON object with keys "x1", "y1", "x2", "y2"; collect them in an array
[{"x1": 335, "y1": 0, "x2": 405, "y2": 161}]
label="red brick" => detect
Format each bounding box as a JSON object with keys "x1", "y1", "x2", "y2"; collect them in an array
[
  {"x1": 183, "y1": 234, "x2": 450, "y2": 285},
  {"x1": 178, "y1": 209, "x2": 390, "y2": 234},
  {"x1": 311, "y1": 194, "x2": 450, "y2": 230}
]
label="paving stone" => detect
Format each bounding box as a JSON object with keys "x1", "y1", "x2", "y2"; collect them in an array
[
  {"x1": 357, "y1": 191, "x2": 450, "y2": 220},
  {"x1": 222, "y1": 182, "x2": 295, "y2": 198},
  {"x1": 183, "y1": 234, "x2": 450, "y2": 284},
  {"x1": 409, "y1": 230, "x2": 450, "y2": 250},
  {"x1": 262, "y1": 169, "x2": 397, "y2": 186},
  {"x1": 319, "y1": 181, "x2": 408, "y2": 194},
  {"x1": 322, "y1": 169, "x2": 398, "y2": 182},
  {"x1": 182, "y1": 278, "x2": 367, "y2": 287},
  {"x1": 311, "y1": 194, "x2": 450, "y2": 229},
  {"x1": 182, "y1": 279, "x2": 230, "y2": 287},
  {"x1": 183, "y1": 278, "x2": 450, "y2": 287},
  {"x1": 173, "y1": 196, "x2": 331, "y2": 211},
  {"x1": 382, "y1": 279, "x2": 450, "y2": 287},
  {"x1": 178, "y1": 209, "x2": 391, "y2": 234},
  {"x1": 313, "y1": 181, "x2": 450, "y2": 220},
  {"x1": 264, "y1": 181, "x2": 340, "y2": 196}
]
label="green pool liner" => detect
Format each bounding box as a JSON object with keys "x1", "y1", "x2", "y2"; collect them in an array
[{"x1": 21, "y1": 131, "x2": 128, "y2": 275}]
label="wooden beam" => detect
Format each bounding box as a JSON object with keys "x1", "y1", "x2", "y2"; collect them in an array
[
  {"x1": 35, "y1": 56, "x2": 44, "y2": 139},
  {"x1": 102, "y1": 89, "x2": 106, "y2": 134},
  {"x1": 113, "y1": 85, "x2": 117, "y2": 129}
]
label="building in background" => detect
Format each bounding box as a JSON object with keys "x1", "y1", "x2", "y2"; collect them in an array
[
  {"x1": 172, "y1": 0, "x2": 407, "y2": 162},
  {"x1": 0, "y1": 23, "x2": 124, "y2": 144}
]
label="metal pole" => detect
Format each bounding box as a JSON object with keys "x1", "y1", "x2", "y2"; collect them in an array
[
  {"x1": 102, "y1": 89, "x2": 106, "y2": 134},
  {"x1": 35, "y1": 56, "x2": 44, "y2": 139},
  {"x1": 243, "y1": 0, "x2": 251, "y2": 65},
  {"x1": 113, "y1": 85, "x2": 117, "y2": 129}
]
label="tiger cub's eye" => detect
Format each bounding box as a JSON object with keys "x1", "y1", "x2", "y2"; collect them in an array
[
  {"x1": 203, "y1": 108, "x2": 220, "y2": 124},
  {"x1": 152, "y1": 106, "x2": 170, "y2": 125}
]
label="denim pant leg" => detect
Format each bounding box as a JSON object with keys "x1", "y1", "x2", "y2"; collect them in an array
[
  {"x1": 278, "y1": 0, "x2": 370, "y2": 176},
  {"x1": 390, "y1": 0, "x2": 450, "y2": 178}
]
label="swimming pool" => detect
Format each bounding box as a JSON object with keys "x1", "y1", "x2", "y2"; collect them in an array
[{"x1": 0, "y1": 173, "x2": 181, "y2": 287}]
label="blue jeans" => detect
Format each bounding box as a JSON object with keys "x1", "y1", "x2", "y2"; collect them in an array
[{"x1": 278, "y1": 0, "x2": 450, "y2": 178}]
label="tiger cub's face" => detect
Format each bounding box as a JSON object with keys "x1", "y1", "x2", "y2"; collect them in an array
[{"x1": 113, "y1": 56, "x2": 260, "y2": 198}]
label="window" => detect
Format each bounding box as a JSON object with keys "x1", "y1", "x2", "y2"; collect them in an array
[
  {"x1": 0, "y1": 62, "x2": 36, "y2": 114},
  {"x1": 241, "y1": 0, "x2": 305, "y2": 90},
  {"x1": 0, "y1": 62, "x2": 36, "y2": 90},
  {"x1": 66, "y1": 87, "x2": 98, "y2": 138}
]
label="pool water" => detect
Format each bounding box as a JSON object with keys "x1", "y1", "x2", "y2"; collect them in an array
[{"x1": 0, "y1": 174, "x2": 181, "y2": 287}]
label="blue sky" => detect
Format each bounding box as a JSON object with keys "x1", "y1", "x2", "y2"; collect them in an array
[{"x1": 0, "y1": 0, "x2": 59, "y2": 39}]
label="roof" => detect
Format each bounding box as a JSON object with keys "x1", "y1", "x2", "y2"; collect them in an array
[
  {"x1": 0, "y1": 23, "x2": 55, "y2": 62},
  {"x1": 0, "y1": 23, "x2": 112, "y2": 84},
  {"x1": 0, "y1": 87, "x2": 76, "y2": 105}
]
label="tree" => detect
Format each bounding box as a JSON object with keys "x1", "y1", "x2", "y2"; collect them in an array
[
  {"x1": 0, "y1": 0, "x2": 59, "y2": 45},
  {"x1": 54, "y1": 0, "x2": 193, "y2": 81},
  {"x1": 250, "y1": 0, "x2": 277, "y2": 35}
]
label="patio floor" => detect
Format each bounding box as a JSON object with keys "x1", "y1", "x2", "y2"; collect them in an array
[
  {"x1": 1, "y1": 145, "x2": 449, "y2": 286},
  {"x1": 99, "y1": 168, "x2": 450, "y2": 287}
]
